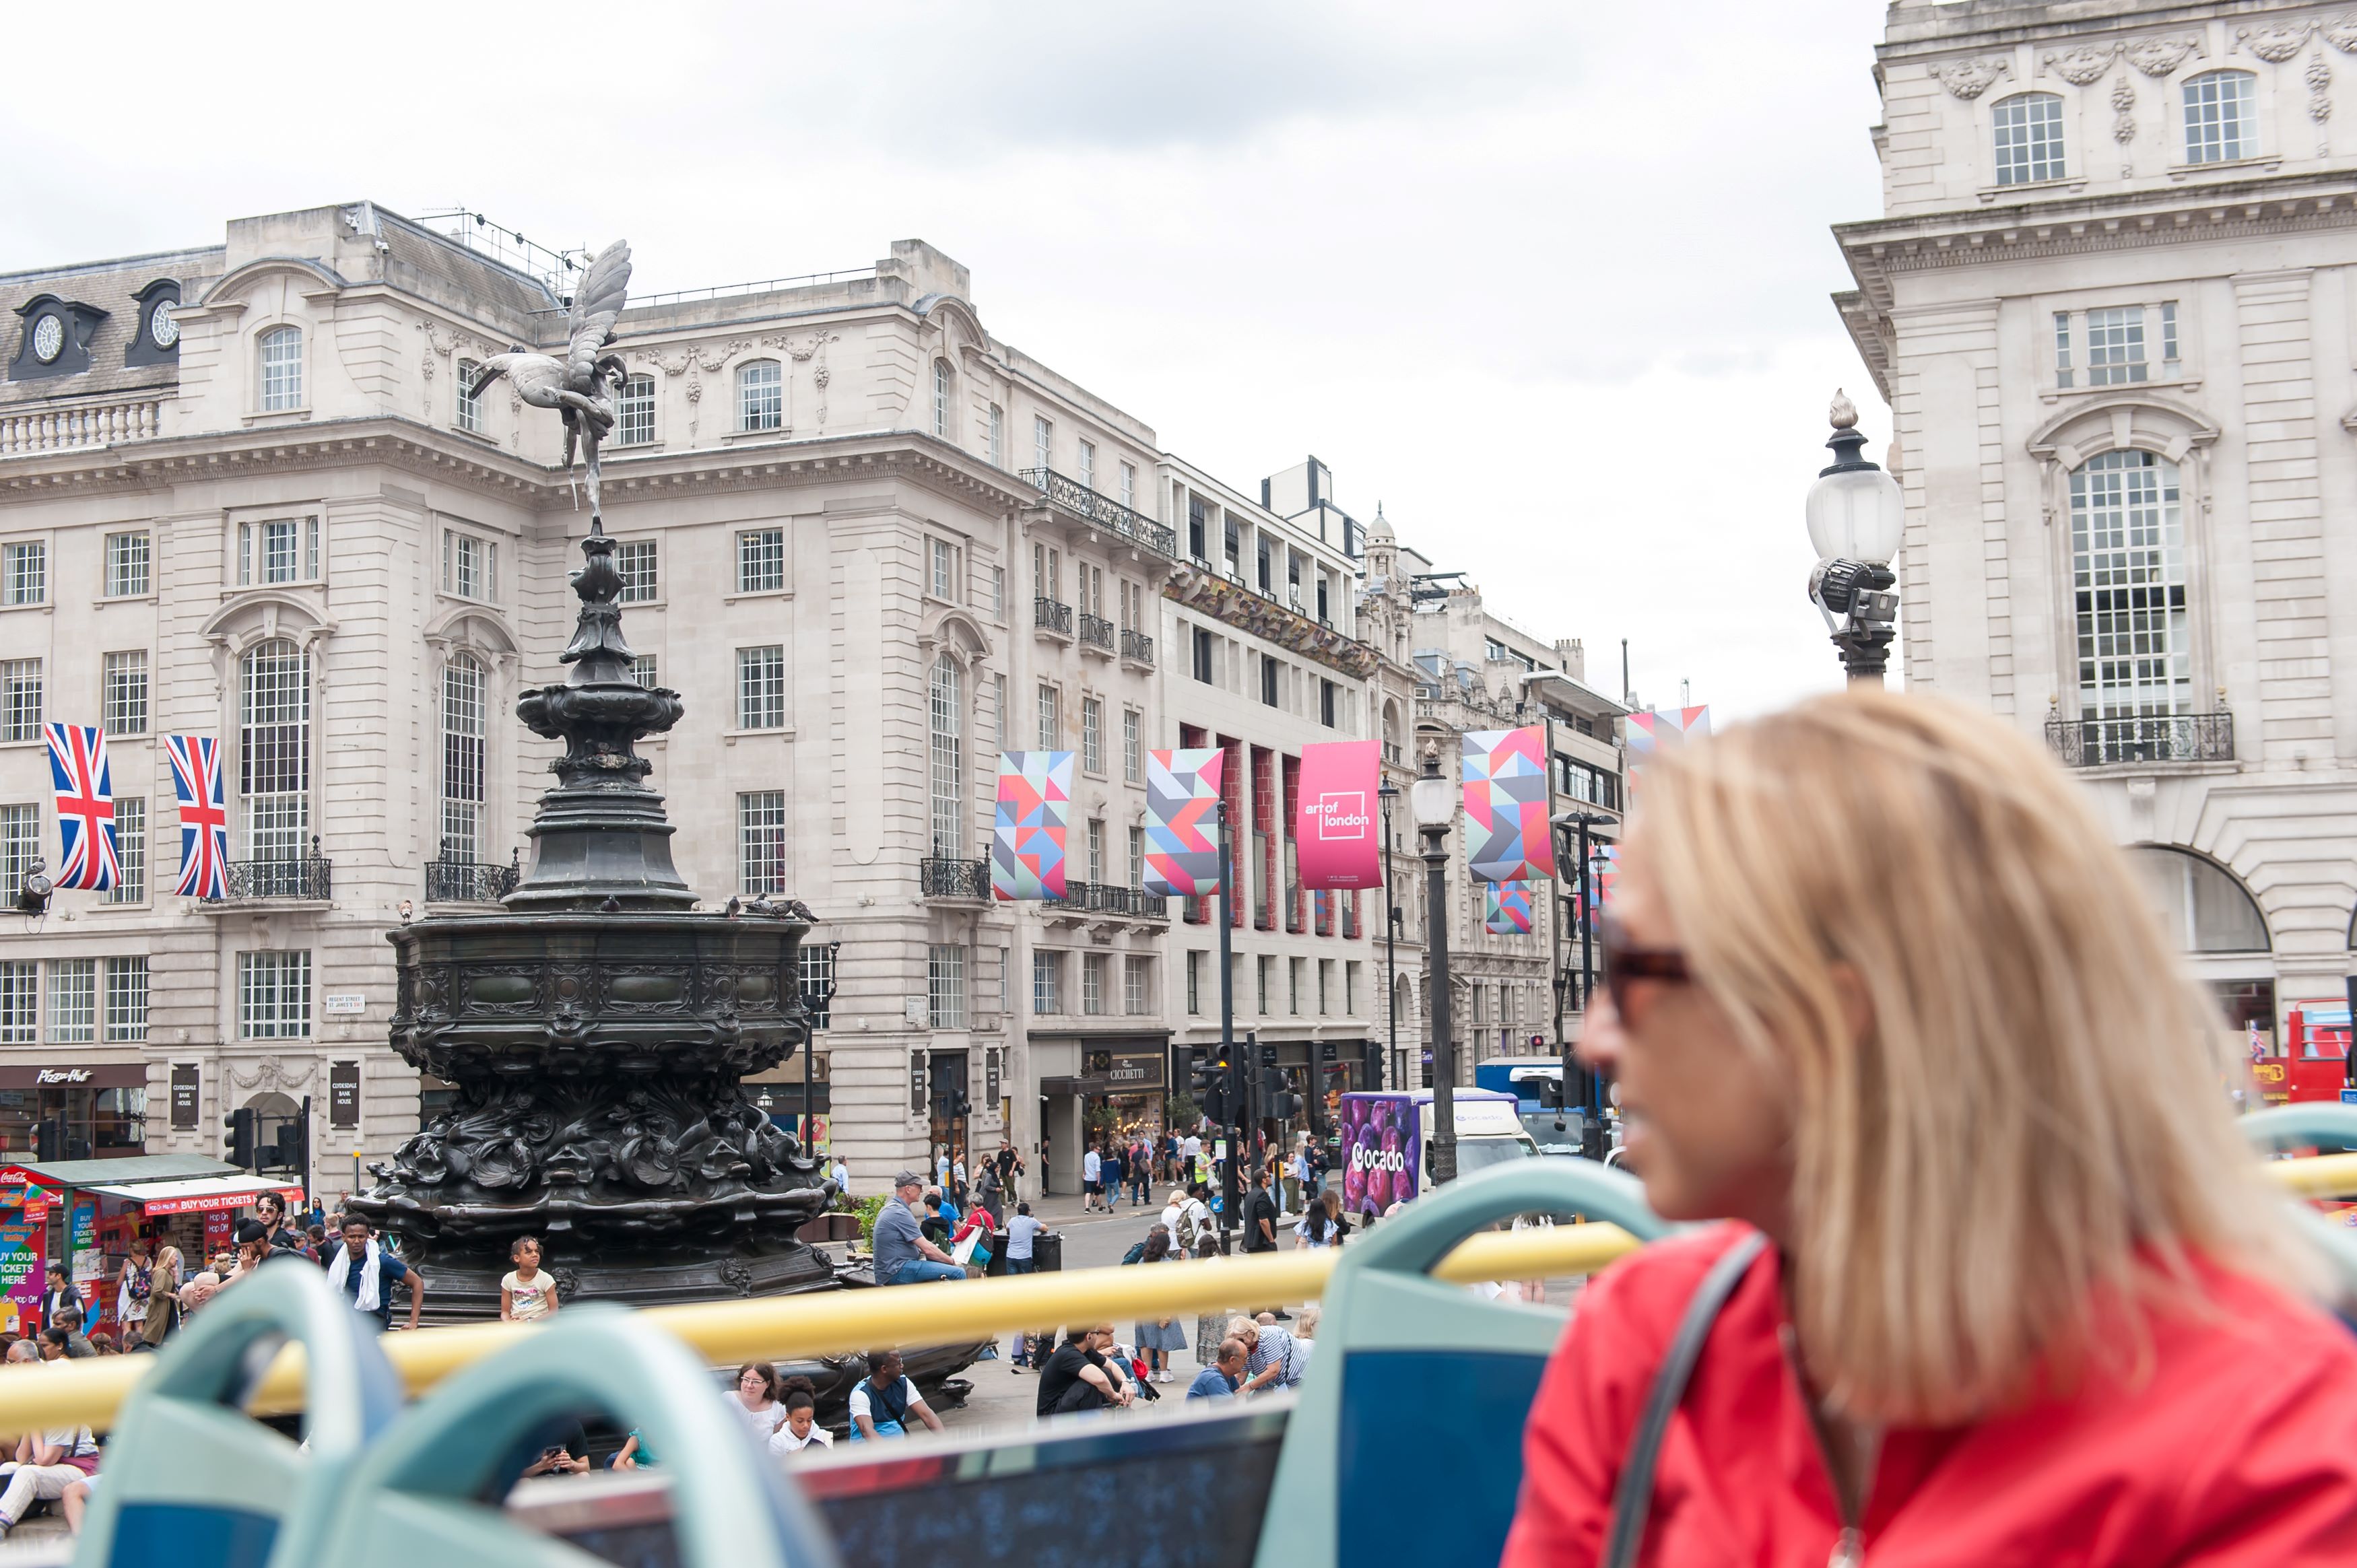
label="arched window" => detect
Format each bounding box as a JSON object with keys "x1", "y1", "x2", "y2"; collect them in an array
[
  {"x1": 738, "y1": 360, "x2": 782, "y2": 432},
  {"x1": 617, "y1": 373, "x2": 655, "y2": 445},
  {"x1": 441, "y1": 653, "x2": 486, "y2": 863},
  {"x1": 455, "y1": 358, "x2": 484, "y2": 434},
  {"x1": 2127, "y1": 846, "x2": 2269, "y2": 953},
  {"x1": 240, "y1": 638, "x2": 310, "y2": 859},
  {"x1": 258, "y1": 327, "x2": 302, "y2": 411},
  {"x1": 929, "y1": 652, "x2": 963, "y2": 857},
  {"x1": 2070, "y1": 448, "x2": 2187, "y2": 720},
  {"x1": 1992, "y1": 93, "x2": 2065, "y2": 185},
  {"x1": 2183, "y1": 71, "x2": 2257, "y2": 164},
  {"x1": 933, "y1": 360, "x2": 952, "y2": 440}
]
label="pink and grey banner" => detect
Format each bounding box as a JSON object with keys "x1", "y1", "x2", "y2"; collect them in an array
[
  {"x1": 1462, "y1": 725, "x2": 1555, "y2": 883},
  {"x1": 1626, "y1": 705, "x2": 1711, "y2": 755},
  {"x1": 1144, "y1": 747, "x2": 1225, "y2": 897},
  {"x1": 992, "y1": 751, "x2": 1073, "y2": 901},
  {"x1": 1484, "y1": 881, "x2": 1535, "y2": 935},
  {"x1": 1294, "y1": 739, "x2": 1381, "y2": 889}
]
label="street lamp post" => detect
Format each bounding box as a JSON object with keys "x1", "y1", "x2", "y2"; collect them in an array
[
  {"x1": 1805, "y1": 390, "x2": 1906, "y2": 685},
  {"x1": 1552, "y1": 807, "x2": 1609, "y2": 1130},
  {"x1": 1379, "y1": 780, "x2": 1400, "y2": 1091},
  {"x1": 1408, "y1": 739, "x2": 1459, "y2": 1186}
]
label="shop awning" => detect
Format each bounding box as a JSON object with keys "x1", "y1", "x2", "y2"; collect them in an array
[
  {"x1": 6, "y1": 1153, "x2": 242, "y2": 1189},
  {"x1": 81, "y1": 1175, "x2": 303, "y2": 1217}
]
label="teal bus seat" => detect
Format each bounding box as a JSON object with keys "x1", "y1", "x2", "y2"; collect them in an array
[
  {"x1": 75, "y1": 1260, "x2": 404, "y2": 1568},
  {"x1": 2241, "y1": 1103, "x2": 2357, "y2": 1312},
  {"x1": 1255, "y1": 1158, "x2": 1673, "y2": 1568},
  {"x1": 310, "y1": 1305, "x2": 836, "y2": 1568}
]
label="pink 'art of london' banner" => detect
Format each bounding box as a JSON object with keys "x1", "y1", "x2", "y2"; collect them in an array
[{"x1": 1294, "y1": 739, "x2": 1383, "y2": 889}]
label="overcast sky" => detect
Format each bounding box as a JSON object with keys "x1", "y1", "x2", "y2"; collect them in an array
[{"x1": 0, "y1": 1, "x2": 1891, "y2": 720}]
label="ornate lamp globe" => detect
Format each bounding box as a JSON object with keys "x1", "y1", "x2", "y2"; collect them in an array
[
  {"x1": 1805, "y1": 390, "x2": 1904, "y2": 567},
  {"x1": 1409, "y1": 739, "x2": 1456, "y2": 831}
]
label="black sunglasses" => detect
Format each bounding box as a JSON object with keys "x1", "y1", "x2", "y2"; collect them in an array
[{"x1": 1599, "y1": 912, "x2": 1692, "y2": 1020}]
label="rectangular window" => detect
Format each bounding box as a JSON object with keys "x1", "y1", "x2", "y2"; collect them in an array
[
  {"x1": 1320, "y1": 678, "x2": 1337, "y2": 728},
  {"x1": 1992, "y1": 92, "x2": 2066, "y2": 186},
  {"x1": 988, "y1": 404, "x2": 1004, "y2": 467},
  {"x1": 1033, "y1": 415, "x2": 1053, "y2": 473},
  {"x1": 1125, "y1": 955, "x2": 1149, "y2": 1015},
  {"x1": 991, "y1": 566, "x2": 1005, "y2": 617},
  {"x1": 933, "y1": 360, "x2": 952, "y2": 440},
  {"x1": 49, "y1": 958, "x2": 94, "y2": 1044},
  {"x1": 1123, "y1": 709, "x2": 1141, "y2": 782},
  {"x1": 739, "y1": 360, "x2": 783, "y2": 431},
  {"x1": 1188, "y1": 498, "x2": 1208, "y2": 562},
  {"x1": 1082, "y1": 697, "x2": 1104, "y2": 774},
  {"x1": 1086, "y1": 817, "x2": 1106, "y2": 883},
  {"x1": 929, "y1": 943, "x2": 968, "y2": 1029},
  {"x1": 797, "y1": 945, "x2": 835, "y2": 1031},
  {"x1": 2071, "y1": 449, "x2": 2191, "y2": 718},
  {"x1": 617, "y1": 374, "x2": 656, "y2": 446},
  {"x1": 1078, "y1": 440, "x2": 1096, "y2": 491},
  {"x1": 442, "y1": 532, "x2": 498, "y2": 600},
  {"x1": 737, "y1": 646, "x2": 786, "y2": 730},
  {"x1": 1261, "y1": 655, "x2": 1280, "y2": 708},
  {"x1": 2054, "y1": 311, "x2": 2074, "y2": 388},
  {"x1": 616, "y1": 539, "x2": 659, "y2": 603},
  {"x1": 1128, "y1": 825, "x2": 1146, "y2": 891},
  {"x1": 260, "y1": 329, "x2": 302, "y2": 411},
  {"x1": 1346, "y1": 961, "x2": 1360, "y2": 1015},
  {"x1": 455, "y1": 358, "x2": 484, "y2": 434},
  {"x1": 1032, "y1": 950, "x2": 1061, "y2": 1015},
  {"x1": 1119, "y1": 461, "x2": 1137, "y2": 512},
  {"x1": 630, "y1": 654, "x2": 659, "y2": 689},
  {"x1": 2184, "y1": 71, "x2": 2255, "y2": 165},
  {"x1": 0, "y1": 961, "x2": 33, "y2": 1044},
  {"x1": 241, "y1": 517, "x2": 320, "y2": 587},
  {"x1": 1186, "y1": 951, "x2": 1203, "y2": 1015},
  {"x1": 3, "y1": 542, "x2": 44, "y2": 607},
  {"x1": 739, "y1": 790, "x2": 787, "y2": 895},
  {"x1": 992, "y1": 673, "x2": 1006, "y2": 750},
  {"x1": 1319, "y1": 959, "x2": 1334, "y2": 1016},
  {"x1": 737, "y1": 528, "x2": 785, "y2": 593},
  {"x1": 2086, "y1": 306, "x2": 2147, "y2": 386},
  {"x1": 931, "y1": 538, "x2": 955, "y2": 599},
  {"x1": 1290, "y1": 957, "x2": 1304, "y2": 1015},
  {"x1": 1, "y1": 660, "x2": 40, "y2": 741},
  {"x1": 0, "y1": 805, "x2": 34, "y2": 900},
  {"x1": 1257, "y1": 955, "x2": 1272, "y2": 1015},
  {"x1": 102, "y1": 651, "x2": 148, "y2": 736},
  {"x1": 1036, "y1": 683, "x2": 1059, "y2": 750},
  {"x1": 105, "y1": 956, "x2": 147, "y2": 1043},
  {"x1": 1193, "y1": 627, "x2": 1214, "y2": 684},
  {"x1": 2160, "y1": 301, "x2": 2179, "y2": 375},
  {"x1": 237, "y1": 950, "x2": 311, "y2": 1040},
  {"x1": 1082, "y1": 953, "x2": 1106, "y2": 1016},
  {"x1": 108, "y1": 797, "x2": 145, "y2": 904},
  {"x1": 104, "y1": 533, "x2": 150, "y2": 598}
]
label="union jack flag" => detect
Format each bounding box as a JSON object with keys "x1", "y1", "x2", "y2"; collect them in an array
[
  {"x1": 43, "y1": 724, "x2": 119, "y2": 892},
  {"x1": 165, "y1": 735, "x2": 228, "y2": 899}
]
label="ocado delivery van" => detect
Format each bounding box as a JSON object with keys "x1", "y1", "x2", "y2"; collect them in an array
[{"x1": 1336, "y1": 1087, "x2": 1539, "y2": 1220}]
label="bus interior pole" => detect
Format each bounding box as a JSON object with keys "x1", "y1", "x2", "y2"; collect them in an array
[{"x1": 1217, "y1": 804, "x2": 1237, "y2": 1237}]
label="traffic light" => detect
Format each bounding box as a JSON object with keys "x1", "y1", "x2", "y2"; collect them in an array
[
  {"x1": 224, "y1": 1106, "x2": 256, "y2": 1169},
  {"x1": 32, "y1": 1118, "x2": 61, "y2": 1163},
  {"x1": 270, "y1": 1120, "x2": 304, "y2": 1173},
  {"x1": 1192, "y1": 1048, "x2": 1229, "y2": 1123},
  {"x1": 1227, "y1": 1042, "x2": 1250, "y2": 1126}
]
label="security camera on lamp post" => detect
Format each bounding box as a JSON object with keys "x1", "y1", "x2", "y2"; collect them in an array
[{"x1": 1806, "y1": 390, "x2": 1906, "y2": 686}]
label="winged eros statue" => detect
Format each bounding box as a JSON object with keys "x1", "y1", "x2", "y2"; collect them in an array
[{"x1": 471, "y1": 239, "x2": 633, "y2": 528}]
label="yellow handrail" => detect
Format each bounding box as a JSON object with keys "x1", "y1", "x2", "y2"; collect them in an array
[{"x1": 4, "y1": 1149, "x2": 2352, "y2": 1437}]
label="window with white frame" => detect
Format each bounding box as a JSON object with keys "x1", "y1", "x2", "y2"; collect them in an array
[
  {"x1": 737, "y1": 528, "x2": 785, "y2": 593},
  {"x1": 108, "y1": 798, "x2": 144, "y2": 905},
  {"x1": 455, "y1": 358, "x2": 484, "y2": 434},
  {"x1": 930, "y1": 537, "x2": 956, "y2": 599},
  {"x1": 1992, "y1": 93, "x2": 2065, "y2": 185},
  {"x1": 0, "y1": 961, "x2": 33, "y2": 1044},
  {"x1": 103, "y1": 651, "x2": 147, "y2": 736},
  {"x1": 3, "y1": 542, "x2": 44, "y2": 607},
  {"x1": 988, "y1": 404, "x2": 1004, "y2": 467},
  {"x1": 739, "y1": 790, "x2": 787, "y2": 894},
  {"x1": 618, "y1": 374, "x2": 656, "y2": 446},
  {"x1": 929, "y1": 943, "x2": 967, "y2": 1028},
  {"x1": 259, "y1": 327, "x2": 302, "y2": 411},
  {"x1": 0, "y1": 805, "x2": 34, "y2": 899},
  {"x1": 737, "y1": 646, "x2": 785, "y2": 729},
  {"x1": 442, "y1": 531, "x2": 499, "y2": 601},
  {"x1": 630, "y1": 654, "x2": 659, "y2": 689},
  {"x1": 238, "y1": 949, "x2": 310, "y2": 1039},
  {"x1": 992, "y1": 673, "x2": 1006, "y2": 750},
  {"x1": 2086, "y1": 306, "x2": 2146, "y2": 386},
  {"x1": 797, "y1": 944, "x2": 835, "y2": 1030},
  {"x1": 1082, "y1": 953, "x2": 1106, "y2": 1016},
  {"x1": 106, "y1": 955, "x2": 147, "y2": 1042},
  {"x1": 236, "y1": 516, "x2": 319, "y2": 586},
  {"x1": 991, "y1": 566, "x2": 1005, "y2": 618},
  {"x1": 616, "y1": 539, "x2": 659, "y2": 603},
  {"x1": 1290, "y1": 957, "x2": 1305, "y2": 1015},
  {"x1": 1125, "y1": 955, "x2": 1149, "y2": 1015},
  {"x1": 2183, "y1": 71, "x2": 2256, "y2": 164},
  {"x1": 2071, "y1": 448, "x2": 2190, "y2": 719},
  {"x1": 1, "y1": 660, "x2": 39, "y2": 742},
  {"x1": 240, "y1": 638, "x2": 310, "y2": 860},
  {"x1": 1127, "y1": 825, "x2": 1145, "y2": 891},
  {"x1": 1036, "y1": 683, "x2": 1060, "y2": 749},
  {"x1": 1119, "y1": 461, "x2": 1136, "y2": 512},
  {"x1": 2053, "y1": 302, "x2": 2180, "y2": 388},
  {"x1": 104, "y1": 532, "x2": 149, "y2": 598},
  {"x1": 933, "y1": 360, "x2": 952, "y2": 440},
  {"x1": 441, "y1": 652, "x2": 487, "y2": 863},
  {"x1": 1123, "y1": 709, "x2": 1141, "y2": 783},
  {"x1": 1086, "y1": 817, "x2": 1105, "y2": 883},
  {"x1": 929, "y1": 654, "x2": 964, "y2": 856},
  {"x1": 49, "y1": 958, "x2": 94, "y2": 1044},
  {"x1": 739, "y1": 360, "x2": 783, "y2": 432},
  {"x1": 1033, "y1": 415, "x2": 1052, "y2": 473},
  {"x1": 1032, "y1": 949, "x2": 1061, "y2": 1014},
  {"x1": 1078, "y1": 440, "x2": 1096, "y2": 492},
  {"x1": 1082, "y1": 697, "x2": 1104, "y2": 774}
]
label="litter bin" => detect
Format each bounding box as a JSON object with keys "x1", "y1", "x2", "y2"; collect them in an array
[
  {"x1": 1032, "y1": 1230, "x2": 1064, "y2": 1272},
  {"x1": 985, "y1": 1231, "x2": 1010, "y2": 1277}
]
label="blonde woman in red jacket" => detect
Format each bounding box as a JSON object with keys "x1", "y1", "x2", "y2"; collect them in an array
[{"x1": 1504, "y1": 691, "x2": 2357, "y2": 1567}]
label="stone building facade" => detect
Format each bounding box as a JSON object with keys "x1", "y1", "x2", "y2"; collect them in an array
[{"x1": 1834, "y1": 1, "x2": 2357, "y2": 1041}]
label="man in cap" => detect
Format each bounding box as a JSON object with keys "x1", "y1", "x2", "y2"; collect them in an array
[{"x1": 873, "y1": 1171, "x2": 967, "y2": 1285}]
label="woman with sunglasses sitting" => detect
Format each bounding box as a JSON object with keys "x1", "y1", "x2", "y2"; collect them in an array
[{"x1": 1504, "y1": 691, "x2": 2357, "y2": 1566}]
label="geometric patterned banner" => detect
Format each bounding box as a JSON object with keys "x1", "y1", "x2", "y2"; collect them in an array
[
  {"x1": 1484, "y1": 881, "x2": 1535, "y2": 935},
  {"x1": 1626, "y1": 705, "x2": 1710, "y2": 755},
  {"x1": 44, "y1": 723, "x2": 119, "y2": 893},
  {"x1": 1144, "y1": 747, "x2": 1224, "y2": 897},
  {"x1": 1462, "y1": 725, "x2": 1556, "y2": 883},
  {"x1": 992, "y1": 751, "x2": 1073, "y2": 901}
]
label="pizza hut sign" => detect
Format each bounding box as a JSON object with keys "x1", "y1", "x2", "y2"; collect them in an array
[{"x1": 34, "y1": 1070, "x2": 92, "y2": 1086}]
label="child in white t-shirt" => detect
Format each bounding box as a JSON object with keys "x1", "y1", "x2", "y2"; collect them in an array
[{"x1": 501, "y1": 1235, "x2": 560, "y2": 1323}]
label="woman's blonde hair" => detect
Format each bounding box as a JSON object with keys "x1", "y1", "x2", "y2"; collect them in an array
[{"x1": 1638, "y1": 689, "x2": 2313, "y2": 1423}]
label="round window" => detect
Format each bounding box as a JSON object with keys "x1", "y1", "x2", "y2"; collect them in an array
[{"x1": 30, "y1": 314, "x2": 63, "y2": 364}]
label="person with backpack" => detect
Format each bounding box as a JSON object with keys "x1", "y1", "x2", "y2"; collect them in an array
[{"x1": 849, "y1": 1349, "x2": 943, "y2": 1442}]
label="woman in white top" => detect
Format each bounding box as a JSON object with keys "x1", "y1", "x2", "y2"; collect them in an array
[
  {"x1": 731, "y1": 1361, "x2": 785, "y2": 1442},
  {"x1": 768, "y1": 1375, "x2": 833, "y2": 1455}
]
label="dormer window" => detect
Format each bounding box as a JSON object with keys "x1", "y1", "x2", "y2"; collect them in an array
[
  {"x1": 2183, "y1": 71, "x2": 2256, "y2": 164},
  {"x1": 126, "y1": 279, "x2": 180, "y2": 369},
  {"x1": 1992, "y1": 94, "x2": 2065, "y2": 185}
]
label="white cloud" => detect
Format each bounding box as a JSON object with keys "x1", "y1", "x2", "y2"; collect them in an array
[{"x1": 0, "y1": 0, "x2": 1894, "y2": 718}]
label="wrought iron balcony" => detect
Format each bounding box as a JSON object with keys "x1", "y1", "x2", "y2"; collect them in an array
[
  {"x1": 1043, "y1": 879, "x2": 1169, "y2": 920},
  {"x1": 1018, "y1": 468, "x2": 1178, "y2": 558},
  {"x1": 210, "y1": 856, "x2": 333, "y2": 902},
  {"x1": 2045, "y1": 712, "x2": 2234, "y2": 768},
  {"x1": 1120, "y1": 628, "x2": 1154, "y2": 665},
  {"x1": 1078, "y1": 611, "x2": 1115, "y2": 652},
  {"x1": 1033, "y1": 596, "x2": 1073, "y2": 637},
  {"x1": 921, "y1": 856, "x2": 992, "y2": 900},
  {"x1": 425, "y1": 857, "x2": 519, "y2": 904}
]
